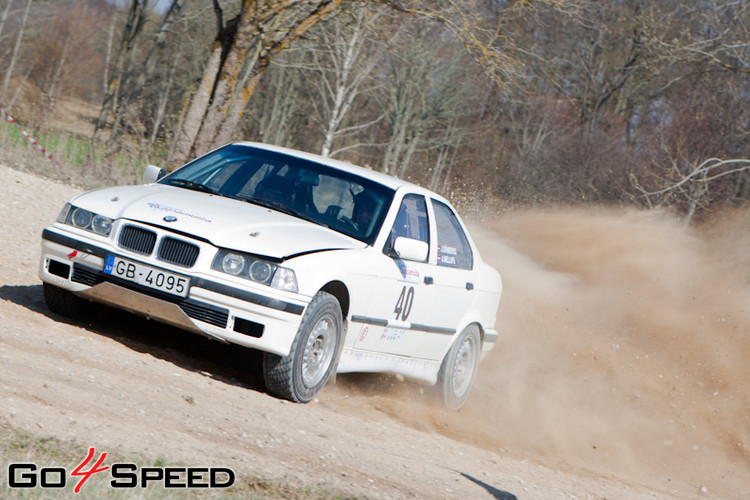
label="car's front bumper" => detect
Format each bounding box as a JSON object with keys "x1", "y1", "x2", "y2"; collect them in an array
[{"x1": 39, "y1": 227, "x2": 309, "y2": 356}]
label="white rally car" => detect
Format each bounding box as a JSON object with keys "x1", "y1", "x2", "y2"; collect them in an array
[{"x1": 39, "y1": 142, "x2": 501, "y2": 408}]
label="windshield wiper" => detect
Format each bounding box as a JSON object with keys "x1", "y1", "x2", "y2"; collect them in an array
[
  {"x1": 242, "y1": 196, "x2": 322, "y2": 225},
  {"x1": 242, "y1": 196, "x2": 296, "y2": 214},
  {"x1": 166, "y1": 179, "x2": 217, "y2": 194}
]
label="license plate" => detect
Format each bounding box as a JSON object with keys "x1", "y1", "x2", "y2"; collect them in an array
[{"x1": 104, "y1": 255, "x2": 189, "y2": 298}]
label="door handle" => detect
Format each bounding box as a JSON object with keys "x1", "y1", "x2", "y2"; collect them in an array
[
  {"x1": 466, "y1": 282, "x2": 474, "y2": 291},
  {"x1": 424, "y1": 276, "x2": 434, "y2": 285}
]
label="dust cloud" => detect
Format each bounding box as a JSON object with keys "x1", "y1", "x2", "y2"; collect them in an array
[{"x1": 328, "y1": 207, "x2": 750, "y2": 497}]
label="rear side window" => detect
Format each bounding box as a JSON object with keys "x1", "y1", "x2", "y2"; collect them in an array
[{"x1": 432, "y1": 200, "x2": 473, "y2": 270}]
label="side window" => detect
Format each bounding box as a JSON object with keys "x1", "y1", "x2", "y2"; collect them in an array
[
  {"x1": 384, "y1": 194, "x2": 429, "y2": 257},
  {"x1": 432, "y1": 200, "x2": 473, "y2": 270}
]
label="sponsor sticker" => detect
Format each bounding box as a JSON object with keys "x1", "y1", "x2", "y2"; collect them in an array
[
  {"x1": 358, "y1": 325, "x2": 369, "y2": 342},
  {"x1": 147, "y1": 202, "x2": 212, "y2": 223},
  {"x1": 380, "y1": 327, "x2": 405, "y2": 342},
  {"x1": 396, "y1": 260, "x2": 421, "y2": 281}
]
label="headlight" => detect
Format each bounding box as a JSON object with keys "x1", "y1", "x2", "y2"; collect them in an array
[
  {"x1": 212, "y1": 250, "x2": 298, "y2": 292},
  {"x1": 249, "y1": 261, "x2": 273, "y2": 282},
  {"x1": 221, "y1": 253, "x2": 245, "y2": 275},
  {"x1": 61, "y1": 205, "x2": 114, "y2": 237},
  {"x1": 71, "y1": 207, "x2": 92, "y2": 228},
  {"x1": 92, "y1": 215, "x2": 113, "y2": 235}
]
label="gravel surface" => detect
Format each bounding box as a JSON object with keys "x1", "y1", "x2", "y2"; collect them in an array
[{"x1": 1, "y1": 163, "x2": 745, "y2": 499}]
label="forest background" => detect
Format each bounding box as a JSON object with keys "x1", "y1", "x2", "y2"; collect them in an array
[{"x1": 0, "y1": 0, "x2": 749, "y2": 222}]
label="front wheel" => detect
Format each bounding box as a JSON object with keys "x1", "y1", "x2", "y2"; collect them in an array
[
  {"x1": 437, "y1": 324, "x2": 481, "y2": 410},
  {"x1": 263, "y1": 291, "x2": 342, "y2": 403}
]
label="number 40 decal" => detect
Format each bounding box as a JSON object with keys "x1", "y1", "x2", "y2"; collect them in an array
[{"x1": 394, "y1": 285, "x2": 415, "y2": 321}]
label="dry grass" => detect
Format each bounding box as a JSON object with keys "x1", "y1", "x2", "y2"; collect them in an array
[
  {"x1": 0, "y1": 96, "x2": 166, "y2": 189},
  {"x1": 0, "y1": 420, "x2": 350, "y2": 499}
]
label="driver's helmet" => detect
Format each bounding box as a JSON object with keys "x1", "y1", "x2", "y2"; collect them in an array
[{"x1": 352, "y1": 190, "x2": 377, "y2": 228}]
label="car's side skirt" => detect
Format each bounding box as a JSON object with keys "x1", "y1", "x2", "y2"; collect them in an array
[{"x1": 336, "y1": 347, "x2": 441, "y2": 385}]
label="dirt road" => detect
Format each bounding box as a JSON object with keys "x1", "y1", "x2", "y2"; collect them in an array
[{"x1": 1, "y1": 164, "x2": 747, "y2": 498}]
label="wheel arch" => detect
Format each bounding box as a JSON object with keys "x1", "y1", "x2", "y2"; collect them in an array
[
  {"x1": 474, "y1": 321, "x2": 487, "y2": 344},
  {"x1": 452, "y1": 319, "x2": 485, "y2": 349},
  {"x1": 319, "y1": 280, "x2": 350, "y2": 318}
]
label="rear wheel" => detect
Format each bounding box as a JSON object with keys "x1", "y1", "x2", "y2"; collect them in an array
[
  {"x1": 263, "y1": 291, "x2": 342, "y2": 403},
  {"x1": 437, "y1": 324, "x2": 481, "y2": 410},
  {"x1": 42, "y1": 283, "x2": 99, "y2": 321}
]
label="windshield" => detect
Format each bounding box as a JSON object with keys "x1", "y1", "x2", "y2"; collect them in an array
[{"x1": 161, "y1": 144, "x2": 395, "y2": 244}]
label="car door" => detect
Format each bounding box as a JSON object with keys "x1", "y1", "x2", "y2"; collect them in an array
[
  {"x1": 417, "y1": 198, "x2": 478, "y2": 360},
  {"x1": 352, "y1": 194, "x2": 436, "y2": 358}
]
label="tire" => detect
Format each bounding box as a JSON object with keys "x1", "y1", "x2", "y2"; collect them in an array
[
  {"x1": 437, "y1": 324, "x2": 481, "y2": 410},
  {"x1": 42, "y1": 282, "x2": 99, "y2": 321},
  {"x1": 263, "y1": 291, "x2": 342, "y2": 403}
]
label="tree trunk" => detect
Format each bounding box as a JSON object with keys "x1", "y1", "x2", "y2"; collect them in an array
[
  {"x1": 102, "y1": 11, "x2": 116, "y2": 97},
  {"x1": 317, "y1": 8, "x2": 373, "y2": 157},
  {"x1": 108, "y1": 0, "x2": 183, "y2": 147},
  {"x1": 172, "y1": 0, "x2": 343, "y2": 164},
  {"x1": 168, "y1": 39, "x2": 225, "y2": 165},
  {"x1": 149, "y1": 44, "x2": 181, "y2": 152},
  {"x1": 259, "y1": 53, "x2": 303, "y2": 147},
  {"x1": 168, "y1": 11, "x2": 239, "y2": 165},
  {"x1": 0, "y1": 1, "x2": 13, "y2": 51},
  {"x1": 42, "y1": 38, "x2": 71, "y2": 127},
  {"x1": 191, "y1": 6, "x2": 260, "y2": 156},
  {"x1": 88, "y1": 0, "x2": 147, "y2": 167},
  {"x1": 92, "y1": 0, "x2": 147, "y2": 137},
  {"x1": 0, "y1": 0, "x2": 32, "y2": 104}
]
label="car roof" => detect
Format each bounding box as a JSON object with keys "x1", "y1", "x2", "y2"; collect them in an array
[{"x1": 234, "y1": 141, "x2": 429, "y2": 195}]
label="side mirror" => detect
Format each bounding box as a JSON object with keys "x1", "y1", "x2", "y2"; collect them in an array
[
  {"x1": 393, "y1": 237, "x2": 429, "y2": 262},
  {"x1": 143, "y1": 164, "x2": 166, "y2": 184}
]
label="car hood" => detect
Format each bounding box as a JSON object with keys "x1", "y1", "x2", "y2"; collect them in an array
[{"x1": 71, "y1": 184, "x2": 365, "y2": 259}]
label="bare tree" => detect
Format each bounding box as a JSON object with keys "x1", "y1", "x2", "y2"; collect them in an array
[
  {"x1": 634, "y1": 158, "x2": 750, "y2": 224},
  {"x1": 376, "y1": 24, "x2": 430, "y2": 176},
  {"x1": 0, "y1": 0, "x2": 31, "y2": 104},
  {"x1": 307, "y1": 5, "x2": 381, "y2": 157},
  {"x1": 0, "y1": 1, "x2": 13, "y2": 47},
  {"x1": 382, "y1": 0, "x2": 585, "y2": 88},
  {"x1": 28, "y1": 1, "x2": 104, "y2": 127},
  {"x1": 375, "y1": 19, "x2": 475, "y2": 180},
  {"x1": 88, "y1": 0, "x2": 148, "y2": 165},
  {"x1": 2, "y1": 0, "x2": 747, "y2": 215},
  {"x1": 252, "y1": 51, "x2": 305, "y2": 147},
  {"x1": 105, "y1": 0, "x2": 184, "y2": 152},
  {"x1": 148, "y1": 43, "x2": 182, "y2": 152},
  {"x1": 102, "y1": 9, "x2": 116, "y2": 98},
  {"x1": 170, "y1": 0, "x2": 344, "y2": 166}
]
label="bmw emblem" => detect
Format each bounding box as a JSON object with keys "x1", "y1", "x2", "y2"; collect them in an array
[{"x1": 163, "y1": 216, "x2": 178, "y2": 222}]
